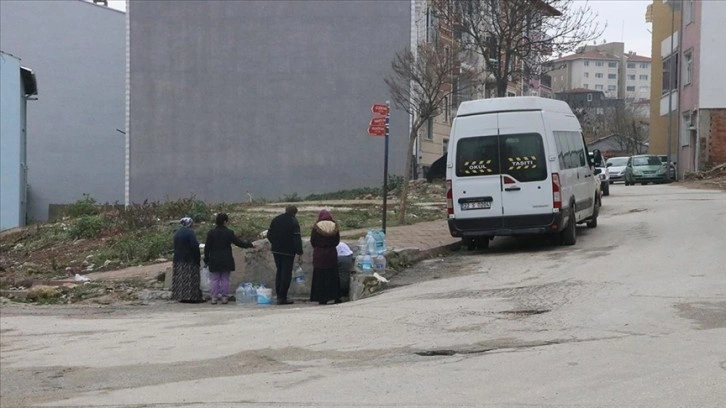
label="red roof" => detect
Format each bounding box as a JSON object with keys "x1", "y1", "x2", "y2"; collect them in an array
[
  {"x1": 550, "y1": 51, "x2": 620, "y2": 63},
  {"x1": 626, "y1": 54, "x2": 652, "y2": 62}
]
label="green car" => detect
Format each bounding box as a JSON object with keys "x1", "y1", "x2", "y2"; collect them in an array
[{"x1": 624, "y1": 155, "x2": 668, "y2": 185}]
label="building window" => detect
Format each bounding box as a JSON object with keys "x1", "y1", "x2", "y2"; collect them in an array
[
  {"x1": 584, "y1": 72, "x2": 589, "y2": 78},
  {"x1": 639, "y1": 86, "x2": 649, "y2": 93},
  {"x1": 684, "y1": 0, "x2": 694, "y2": 24},
  {"x1": 608, "y1": 85, "x2": 617, "y2": 92},
  {"x1": 627, "y1": 86, "x2": 636, "y2": 92},
  {"x1": 596, "y1": 108, "x2": 604, "y2": 115},
  {"x1": 587, "y1": 93, "x2": 593, "y2": 102},
  {"x1": 608, "y1": 62, "x2": 617, "y2": 68},
  {"x1": 662, "y1": 53, "x2": 679, "y2": 94},
  {"x1": 684, "y1": 49, "x2": 693, "y2": 85},
  {"x1": 639, "y1": 74, "x2": 648, "y2": 80},
  {"x1": 595, "y1": 84, "x2": 604, "y2": 90},
  {"x1": 628, "y1": 74, "x2": 636, "y2": 81},
  {"x1": 426, "y1": 117, "x2": 434, "y2": 140},
  {"x1": 595, "y1": 73, "x2": 603, "y2": 78},
  {"x1": 608, "y1": 73, "x2": 617, "y2": 79},
  {"x1": 584, "y1": 83, "x2": 589, "y2": 89},
  {"x1": 595, "y1": 61, "x2": 604, "y2": 67},
  {"x1": 640, "y1": 63, "x2": 649, "y2": 69},
  {"x1": 584, "y1": 60, "x2": 589, "y2": 66},
  {"x1": 627, "y1": 62, "x2": 636, "y2": 69},
  {"x1": 443, "y1": 138, "x2": 449, "y2": 155}
]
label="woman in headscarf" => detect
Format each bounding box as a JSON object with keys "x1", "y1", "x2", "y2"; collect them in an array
[
  {"x1": 172, "y1": 217, "x2": 204, "y2": 303},
  {"x1": 204, "y1": 213, "x2": 254, "y2": 304},
  {"x1": 310, "y1": 209, "x2": 341, "y2": 305}
]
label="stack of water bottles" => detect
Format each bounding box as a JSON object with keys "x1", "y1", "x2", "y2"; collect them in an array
[
  {"x1": 235, "y1": 282, "x2": 260, "y2": 305},
  {"x1": 355, "y1": 229, "x2": 387, "y2": 275}
]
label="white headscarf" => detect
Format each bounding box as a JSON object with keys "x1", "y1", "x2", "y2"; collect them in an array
[{"x1": 180, "y1": 217, "x2": 193, "y2": 228}]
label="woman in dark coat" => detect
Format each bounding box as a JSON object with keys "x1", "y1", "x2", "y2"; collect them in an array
[
  {"x1": 172, "y1": 217, "x2": 203, "y2": 303},
  {"x1": 204, "y1": 213, "x2": 254, "y2": 304},
  {"x1": 310, "y1": 210, "x2": 341, "y2": 305}
]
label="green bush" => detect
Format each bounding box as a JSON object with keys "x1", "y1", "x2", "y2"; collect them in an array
[
  {"x1": 69, "y1": 215, "x2": 106, "y2": 239},
  {"x1": 66, "y1": 194, "x2": 99, "y2": 218}
]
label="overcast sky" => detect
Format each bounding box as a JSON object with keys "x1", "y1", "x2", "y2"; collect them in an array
[{"x1": 107, "y1": 0, "x2": 652, "y2": 57}]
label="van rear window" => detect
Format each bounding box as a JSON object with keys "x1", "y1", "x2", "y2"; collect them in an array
[{"x1": 456, "y1": 133, "x2": 546, "y2": 182}]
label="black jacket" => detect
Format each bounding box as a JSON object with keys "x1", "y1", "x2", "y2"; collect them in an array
[
  {"x1": 203, "y1": 226, "x2": 252, "y2": 272},
  {"x1": 173, "y1": 227, "x2": 201, "y2": 265},
  {"x1": 267, "y1": 213, "x2": 303, "y2": 257}
]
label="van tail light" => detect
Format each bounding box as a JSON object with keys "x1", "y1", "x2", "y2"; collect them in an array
[
  {"x1": 552, "y1": 173, "x2": 562, "y2": 209},
  {"x1": 446, "y1": 179, "x2": 454, "y2": 215}
]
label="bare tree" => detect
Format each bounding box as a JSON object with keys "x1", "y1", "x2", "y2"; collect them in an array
[
  {"x1": 438, "y1": 0, "x2": 603, "y2": 97},
  {"x1": 605, "y1": 103, "x2": 649, "y2": 155},
  {"x1": 385, "y1": 42, "x2": 476, "y2": 223}
]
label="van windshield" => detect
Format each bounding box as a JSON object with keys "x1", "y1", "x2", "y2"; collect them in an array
[
  {"x1": 456, "y1": 133, "x2": 547, "y2": 182},
  {"x1": 633, "y1": 156, "x2": 662, "y2": 166}
]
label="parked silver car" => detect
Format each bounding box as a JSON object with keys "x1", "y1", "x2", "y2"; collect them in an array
[{"x1": 606, "y1": 156, "x2": 629, "y2": 183}]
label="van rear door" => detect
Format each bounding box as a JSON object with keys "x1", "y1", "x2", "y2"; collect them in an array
[
  {"x1": 497, "y1": 111, "x2": 551, "y2": 222},
  {"x1": 451, "y1": 114, "x2": 502, "y2": 225}
]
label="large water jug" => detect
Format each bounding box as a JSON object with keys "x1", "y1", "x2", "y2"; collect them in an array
[
  {"x1": 257, "y1": 284, "x2": 272, "y2": 305},
  {"x1": 357, "y1": 236, "x2": 367, "y2": 256},
  {"x1": 374, "y1": 254, "x2": 386, "y2": 274},
  {"x1": 361, "y1": 255, "x2": 373, "y2": 274},
  {"x1": 235, "y1": 284, "x2": 246, "y2": 305},
  {"x1": 366, "y1": 231, "x2": 376, "y2": 256}
]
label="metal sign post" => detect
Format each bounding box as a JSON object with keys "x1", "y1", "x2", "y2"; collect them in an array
[
  {"x1": 368, "y1": 102, "x2": 391, "y2": 232},
  {"x1": 383, "y1": 100, "x2": 390, "y2": 233}
]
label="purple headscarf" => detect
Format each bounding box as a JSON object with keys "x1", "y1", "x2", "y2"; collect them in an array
[{"x1": 317, "y1": 210, "x2": 333, "y2": 222}]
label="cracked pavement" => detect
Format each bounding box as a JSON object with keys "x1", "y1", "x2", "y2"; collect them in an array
[{"x1": 1, "y1": 184, "x2": 725, "y2": 407}]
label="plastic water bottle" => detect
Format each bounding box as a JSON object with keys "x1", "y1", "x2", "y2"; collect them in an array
[
  {"x1": 362, "y1": 254, "x2": 373, "y2": 273},
  {"x1": 235, "y1": 284, "x2": 246, "y2": 305},
  {"x1": 374, "y1": 254, "x2": 386, "y2": 274},
  {"x1": 245, "y1": 283, "x2": 256, "y2": 304},
  {"x1": 366, "y1": 232, "x2": 376, "y2": 256},
  {"x1": 357, "y1": 236, "x2": 367, "y2": 255},
  {"x1": 374, "y1": 229, "x2": 387, "y2": 254},
  {"x1": 355, "y1": 254, "x2": 364, "y2": 273}
]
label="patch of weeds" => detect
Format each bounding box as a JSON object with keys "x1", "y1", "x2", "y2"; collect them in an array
[
  {"x1": 112, "y1": 228, "x2": 173, "y2": 264},
  {"x1": 281, "y1": 192, "x2": 303, "y2": 202},
  {"x1": 305, "y1": 186, "x2": 382, "y2": 201},
  {"x1": 338, "y1": 208, "x2": 377, "y2": 229},
  {"x1": 159, "y1": 196, "x2": 212, "y2": 223},
  {"x1": 65, "y1": 194, "x2": 99, "y2": 218},
  {"x1": 69, "y1": 215, "x2": 106, "y2": 239}
]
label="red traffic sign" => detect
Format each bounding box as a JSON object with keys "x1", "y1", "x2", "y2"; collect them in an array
[
  {"x1": 371, "y1": 104, "x2": 389, "y2": 116},
  {"x1": 368, "y1": 125, "x2": 386, "y2": 136},
  {"x1": 369, "y1": 117, "x2": 386, "y2": 127}
]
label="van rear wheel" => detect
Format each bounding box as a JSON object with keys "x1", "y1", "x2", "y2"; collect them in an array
[
  {"x1": 587, "y1": 197, "x2": 599, "y2": 228},
  {"x1": 561, "y1": 205, "x2": 577, "y2": 245}
]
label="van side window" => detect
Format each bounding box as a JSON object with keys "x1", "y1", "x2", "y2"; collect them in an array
[{"x1": 554, "y1": 131, "x2": 586, "y2": 169}]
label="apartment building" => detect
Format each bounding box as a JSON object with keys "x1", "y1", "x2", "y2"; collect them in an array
[
  {"x1": 674, "y1": 0, "x2": 726, "y2": 172},
  {"x1": 549, "y1": 42, "x2": 651, "y2": 101}
]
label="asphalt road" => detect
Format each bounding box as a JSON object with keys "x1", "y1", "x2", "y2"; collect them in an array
[{"x1": 1, "y1": 183, "x2": 725, "y2": 408}]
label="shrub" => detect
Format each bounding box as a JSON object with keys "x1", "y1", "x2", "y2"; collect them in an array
[
  {"x1": 69, "y1": 215, "x2": 106, "y2": 239},
  {"x1": 66, "y1": 194, "x2": 99, "y2": 218},
  {"x1": 113, "y1": 229, "x2": 173, "y2": 264}
]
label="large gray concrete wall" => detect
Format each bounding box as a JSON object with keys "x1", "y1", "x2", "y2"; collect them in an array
[
  {"x1": 129, "y1": 0, "x2": 412, "y2": 203},
  {"x1": 0, "y1": 0, "x2": 126, "y2": 221}
]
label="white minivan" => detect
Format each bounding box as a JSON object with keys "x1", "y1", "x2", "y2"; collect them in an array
[{"x1": 446, "y1": 97, "x2": 600, "y2": 249}]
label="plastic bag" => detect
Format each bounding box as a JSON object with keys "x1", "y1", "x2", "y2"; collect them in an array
[
  {"x1": 199, "y1": 265, "x2": 211, "y2": 292},
  {"x1": 293, "y1": 265, "x2": 305, "y2": 286}
]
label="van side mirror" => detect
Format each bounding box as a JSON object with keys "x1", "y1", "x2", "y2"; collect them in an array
[
  {"x1": 606, "y1": 162, "x2": 613, "y2": 167},
  {"x1": 592, "y1": 149, "x2": 604, "y2": 167}
]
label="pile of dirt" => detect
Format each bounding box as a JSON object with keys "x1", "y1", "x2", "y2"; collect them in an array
[{"x1": 682, "y1": 163, "x2": 726, "y2": 190}]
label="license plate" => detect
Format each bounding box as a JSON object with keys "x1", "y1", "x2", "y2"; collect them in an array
[{"x1": 461, "y1": 201, "x2": 491, "y2": 210}]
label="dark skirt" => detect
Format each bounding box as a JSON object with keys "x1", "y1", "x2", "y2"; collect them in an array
[
  {"x1": 171, "y1": 262, "x2": 203, "y2": 303},
  {"x1": 310, "y1": 266, "x2": 340, "y2": 304}
]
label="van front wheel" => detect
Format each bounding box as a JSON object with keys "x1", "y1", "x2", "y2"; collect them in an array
[{"x1": 561, "y1": 205, "x2": 577, "y2": 246}]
